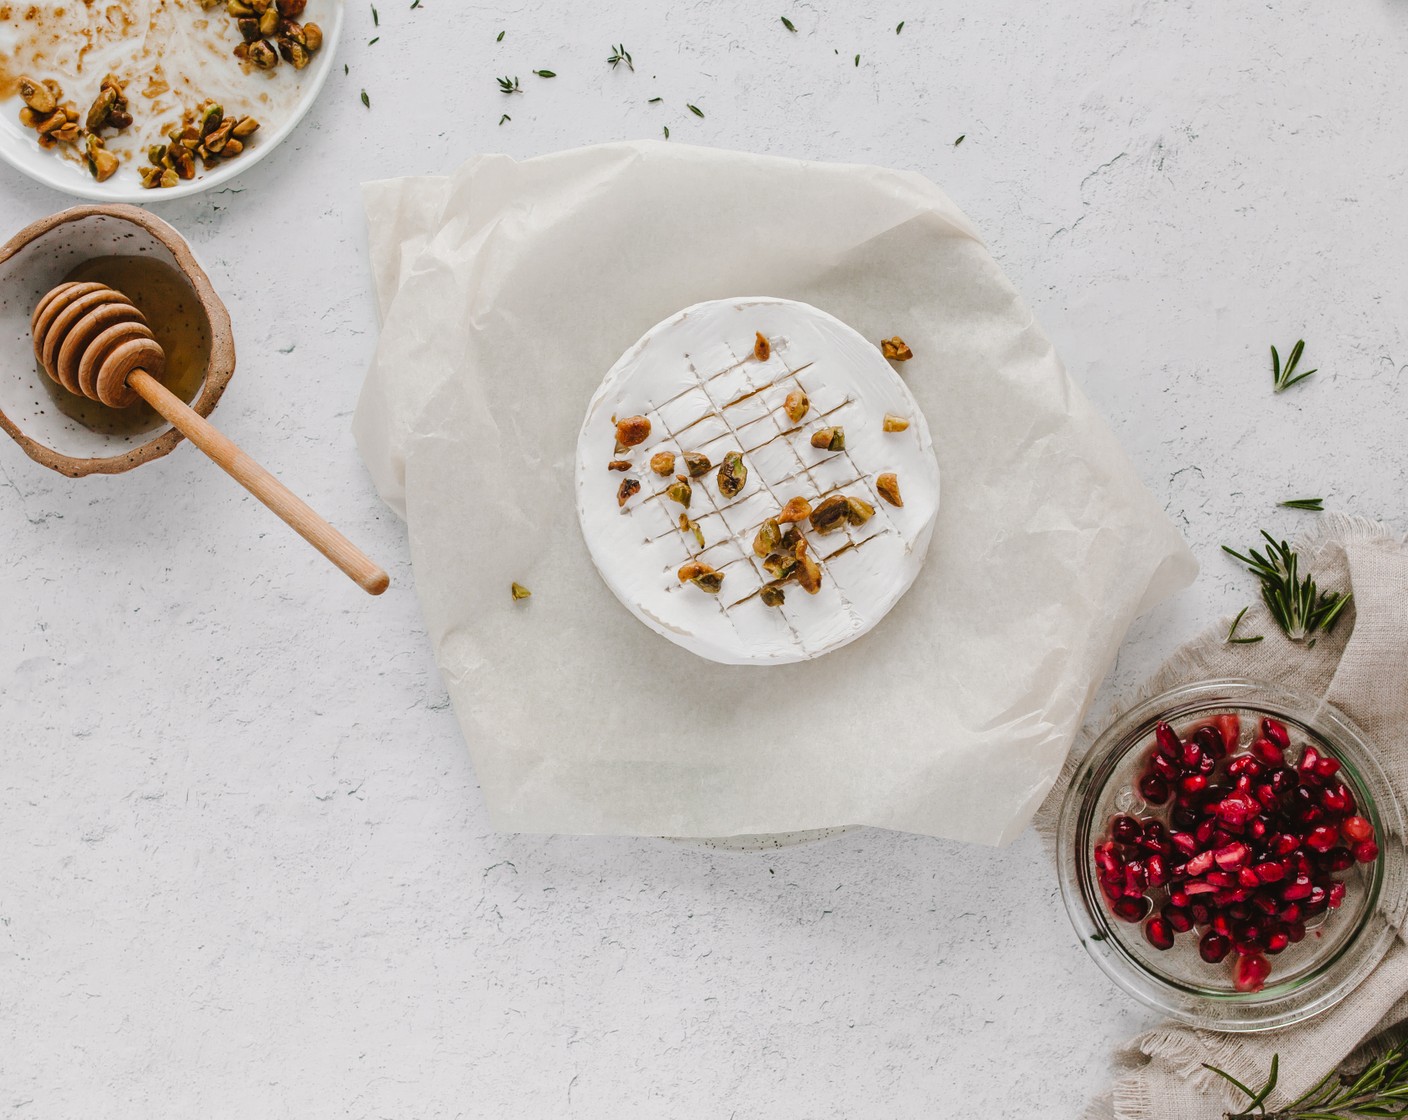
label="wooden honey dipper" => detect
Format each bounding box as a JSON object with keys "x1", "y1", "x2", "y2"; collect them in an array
[{"x1": 32, "y1": 281, "x2": 390, "y2": 596}]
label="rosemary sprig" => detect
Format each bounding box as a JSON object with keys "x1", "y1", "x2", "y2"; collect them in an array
[
  {"x1": 607, "y1": 43, "x2": 633, "y2": 70},
  {"x1": 1206, "y1": 1033, "x2": 1408, "y2": 1119},
  {"x1": 497, "y1": 75, "x2": 521, "y2": 94},
  {"x1": 1225, "y1": 606, "x2": 1264, "y2": 645},
  {"x1": 1271, "y1": 339, "x2": 1317, "y2": 393},
  {"x1": 1222, "y1": 531, "x2": 1351, "y2": 643},
  {"x1": 1280, "y1": 498, "x2": 1324, "y2": 511}
]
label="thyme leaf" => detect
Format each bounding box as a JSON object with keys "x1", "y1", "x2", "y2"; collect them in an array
[
  {"x1": 1280, "y1": 497, "x2": 1325, "y2": 511},
  {"x1": 607, "y1": 43, "x2": 634, "y2": 70},
  {"x1": 497, "y1": 75, "x2": 521, "y2": 94},
  {"x1": 954, "y1": 134, "x2": 965, "y2": 145},
  {"x1": 533, "y1": 69, "x2": 556, "y2": 77},
  {"x1": 896, "y1": 20, "x2": 904, "y2": 33},
  {"x1": 687, "y1": 103, "x2": 703, "y2": 117},
  {"x1": 780, "y1": 15, "x2": 796, "y2": 32},
  {"x1": 360, "y1": 88, "x2": 370, "y2": 108}
]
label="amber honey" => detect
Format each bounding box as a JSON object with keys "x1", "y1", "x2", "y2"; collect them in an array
[{"x1": 39, "y1": 255, "x2": 211, "y2": 437}]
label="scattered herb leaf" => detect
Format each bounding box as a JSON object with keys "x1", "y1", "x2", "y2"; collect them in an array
[
  {"x1": 360, "y1": 88, "x2": 370, "y2": 108},
  {"x1": 954, "y1": 134, "x2": 965, "y2": 145},
  {"x1": 371, "y1": 3, "x2": 378, "y2": 25},
  {"x1": 1225, "y1": 606, "x2": 1264, "y2": 645},
  {"x1": 343, "y1": 63, "x2": 349, "y2": 74},
  {"x1": 496, "y1": 29, "x2": 504, "y2": 41},
  {"x1": 497, "y1": 75, "x2": 521, "y2": 93},
  {"x1": 781, "y1": 15, "x2": 796, "y2": 31},
  {"x1": 1271, "y1": 339, "x2": 1317, "y2": 393},
  {"x1": 663, "y1": 125, "x2": 670, "y2": 139},
  {"x1": 499, "y1": 114, "x2": 510, "y2": 126},
  {"x1": 687, "y1": 103, "x2": 703, "y2": 118},
  {"x1": 1223, "y1": 531, "x2": 1352, "y2": 642},
  {"x1": 1281, "y1": 497, "x2": 1325, "y2": 511},
  {"x1": 368, "y1": 36, "x2": 379, "y2": 44},
  {"x1": 647, "y1": 96, "x2": 662, "y2": 103},
  {"x1": 533, "y1": 69, "x2": 556, "y2": 77},
  {"x1": 854, "y1": 53, "x2": 860, "y2": 65},
  {"x1": 1089, "y1": 931, "x2": 1107, "y2": 942},
  {"x1": 608, "y1": 43, "x2": 634, "y2": 70},
  {"x1": 896, "y1": 20, "x2": 904, "y2": 33},
  {"x1": 411, "y1": 0, "x2": 420, "y2": 8}
]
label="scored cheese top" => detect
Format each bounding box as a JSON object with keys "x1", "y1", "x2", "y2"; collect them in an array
[{"x1": 575, "y1": 297, "x2": 941, "y2": 666}]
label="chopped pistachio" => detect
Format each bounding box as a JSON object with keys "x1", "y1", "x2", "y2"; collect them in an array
[
  {"x1": 875, "y1": 472, "x2": 903, "y2": 507},
  {"x1": 753, "y1": 517, "x2": 782, "y2": 557},
  {"x1": 683, "y1": 451, "x2": 712, "y2": 478},
  {"x1": 810, "y1": 426, "x2": 845, "y2": 451},
  {"x1": 510, "y1": 581, "x2": 532, "y2": 601},
  {"x1": 679, "y1": 512, "x2": 705, "y2": 550},
  {"x1": 762, "y1": 552, "x2": 797, "y2": 580},
  {"x1": 666, "y1": 475, "x2": 693, "y2": 508},
  {"x1": 880, "y1": 336, "x2": 913, "y2": 361},
  {"x1": 760, "y1": 582, "x2": 786, "y2": 608},
  {"x1": 615, "y1": 414, "x2": 651, "y2": 449},
  {"x1": 617, "y1": 478, "x2": 641, "y2": 507},
  {"x1": 809, "y1": 495, "x2": 850, "y2": 534},
  {"x1": 777, "y1": 495, "x2": 812, "y2": 524},
  {"x1": 795, "y1": 545, "x2": 822, "y2": 594},
  {"x1": 717, "y1": 450, "x2": 746, "y2": 498},
  {"x1": 779, "y1": 525, "x2": 804, "y2": 552},
  {"x1": 882, "y1": 413, "x2": 910, "y2": 432},
  {"x1": 754, "y1": 331, "x2": 771, "y2": 361},
  {"x1": 650, "y1": 451, "x2": 676, "y2": 476},
  {"x1": 607, "y1": 459, "x2": 632, "y2": 471},
  {"x1": 783, "y1": 388, "x2": 810, "y2": 423},
  {"x1": 678, "y1": 560, "x2": 723, "y2": 594},
  {"x1": 844, "y1": 496, "x2": 876, "y2": 525},
  {"x1": 17, "y1": 76, "x2": 57, "y2": 115}
]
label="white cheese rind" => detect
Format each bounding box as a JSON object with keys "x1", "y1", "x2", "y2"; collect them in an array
[{"x1": 575, "y1": 297, "x2": 941, "y2": 666}]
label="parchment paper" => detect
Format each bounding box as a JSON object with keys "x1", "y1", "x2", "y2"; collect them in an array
[{"x1": 354, "y1": 141, "x2": 1197, "y2": 843}]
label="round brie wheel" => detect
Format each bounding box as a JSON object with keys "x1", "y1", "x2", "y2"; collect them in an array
[{"x1": 575, "y1": 297, "x2": 941, "y2": 666}]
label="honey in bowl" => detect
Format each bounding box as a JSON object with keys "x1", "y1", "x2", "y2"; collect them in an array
[{"x1": 40, "y1": 255, "x2": 210, "y2": 437}]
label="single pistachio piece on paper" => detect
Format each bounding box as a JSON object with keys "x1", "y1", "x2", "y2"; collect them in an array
[
  {"x1": 650, "y1": 451, "x2": 676, "y2": 476},
  {"x1": 717, "y1": 451, "x2": 746, "y2": 498},
  {"x1": 810, "y1": 426, "x2": 844, "y2": 452},
  {"x1": 783, "y1": 389, "x2": 810, "y2": 423},
  {"x1": 678, "y1": 560, "x2": 723, "y2": 594},
  {"x1": 617, "y1": 478, "x2": 641, "y2": 507},
  {"x1": 882, "y1": 413, "x2": 910, "y2": 432},
  {"x1": 880, "y1": 336, "x2": 913, "y2": 362},
  {"x1": 875, "y1": 473, "x2": 903, "y2": 507},
  {"x1": 510, "y1": 582, "x2": 532, "y2": 601},
  {"x1": 753, "y1": 517, "x2": 782, "y2": 558},
  {"x1": 666, "y1": 475, "x2": 693, "y2": 509},
  {"x1": 754, "y1": 331, "x2": 771, "y2": 361},
  {"x1": 683, "y1": 451, "x2": 712, "y2": 478}
]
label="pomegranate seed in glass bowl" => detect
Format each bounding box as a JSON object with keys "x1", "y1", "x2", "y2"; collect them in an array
[{"x1": 1058, "y1": 679, "x2": 1407, "y2": 1031}]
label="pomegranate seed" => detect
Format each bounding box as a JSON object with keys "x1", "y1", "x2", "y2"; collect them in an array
[
  {"x1": 1190, "y1": 903, "x2": 1212, "y2": 924},
  {"x1": 1200, "y1": 930, "x2": 1232, "y2": 963},
  {"x1": 1163, "y1": 905, "x2": 1195, "y2": 933},
  {"x1": 1171, "y1": 803, "x2": 1199, "y2": 829},
  {"x1": 1144, "y1": 916, "x2": 1175, "y2": 950},
  {"x1": 1153, "y1": 753, "x2": 1180, "y2": 781},
  {"x1": 1140, "y1": 821, "x2": 1171, "y2": 853},
  {"x1": 1306, "y1": 824, "x2": 1339, "y2": 852},
  {"x1": 1212, "y1": 914, "x2": 1232, "y2": 936},
  {"x1": 1155, "y1": 722, "x2": 1182, "y2": 759},
  {"x1": 1124, "y1": 863, "x2": 1148, "y2": 896},
  {"x1": 1206, "y1": 870, "x2": 1238, "y2": 889},
  {"x1": 1286, "y1": 920, "x2": 1307, "y2": 943},
  {"x1": 1238, "y1": 867, "x2": 1261, "y2": 888},
  {"x1": 1139, "y1": 774, "x2": 1170, "y2": 805},
  {"x1": 1314, "y1": 756, "x2": 1341, "y2": 778},
  {"x1": 1306, "y1": 885, "x2": 1329, "y2": 912},
  {"x1": 1248, "y1": 818, "x2": 1269, "y2": 841},
  {"x1": 1261, "y1": 718, "x2": 1290, "y2": 751},
  {"x1": 1195, "y1": 820, "x2": 1216, "y2": 846},
  {"x1": 1329, "y1": 882, "x2": 1346, "y2": 909},
  {"x1": 1199, "y1": 753, "x2": 1218, "y2": 774},
  {"x1": 1214, "y1": 842, "x2": 1250, "y2": 871},
  {"x1": 1181, "y1": 774, "x2": 1209, "y2": 795},
  {"x1": 1214, "y1": 888, "x2": 1251, "y2": 905},
  {"x1": 1182, "y1": 741, "x2": 1204, "y2": 770},
  {"x1": 1169, "y1": 889, "x2": 1191, "y2": 908},
  {"x1": 1233, "y1": 919, "x2": 1265, "y2": 951},
  {"x1": 1171, "y1": 831, "x2": 1199, "y2": 857},
  {"x1": 1269, "y1": 833, "x2": 1299, "y2": 857},
  {"x1": 1265, "y1": 929, "x2": 1291, "y2": 954},
  {"x1": 1253, "y1": 861, "x2": 1288, "y2": 883},
  {"x1": 1111, "y1": 814, "x2": 1142, "y2": 844},
  {"x1": 1213, "y1": 713, "x2": 1241, "y2": 752},
  {"x1": 1321, "y1": 784, "x2": 1351, "y2": 814},
  {"x1": 1282, "y1": 875, "x2": 1313, "y2": 901},
  {"x1": 1253, "y1": 783, "x2": 1278, "y2": 809},
  {"x1": 1250, "y1": 737, "x2": 1285, "y2": 767},
  {"x1": 1228, "y1": 756, "x2": 1265, "y2": 779},
  {"x1": 1235, "y1": 953, "x2": 1272, "y2": 992},
  {"x1": 1298, "y1": 745, "x2": 1321, "y2": 773},
  {"x1": 1342, "y1": 816, "x2": 1373, "y2": 844},
  {"x1": 1322, "y1": 847, "x2": 1354, "y2": 872},
  {"x1": 1184, "y1": 881, "x2": 1216, "y2": 895},
  {"x1": 1355, "y1": 840, "x2": 1380, "y2": 863},
  {"x1": 1112, "y1": 896, "x2": 1151, "y2": 922},
  {"x1": 1217, "y1": 793, "x2": 1260, "y2": 826},
  {"x1": 1146, "y1": 855, "x2": 1168, "y2": 888},
  {"x1": 1194, "y1": 725, "x2": 1226, "y2": 760},
  {"x1": 1269, "y1": 768, "x2": 1298, "y2": 794},
  {"x1": 1252, "y1": 893, "x2": 1279, "y2": 915},
  {"x1": 1185, "y1": 851, "x2": 1215, "y2": 877},
  {"x1": 1279, "y1": 903, "x2": 1302, "y2": 923}
]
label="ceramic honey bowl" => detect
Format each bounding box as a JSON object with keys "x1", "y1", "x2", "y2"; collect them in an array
[{"x1": 0, "y1": 203, "x2": 235, "y2": 476}]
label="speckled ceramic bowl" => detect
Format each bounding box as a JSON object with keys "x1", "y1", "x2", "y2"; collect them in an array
[{"x1": 0, "y1": 204, "x2": 235, "y2": 476}]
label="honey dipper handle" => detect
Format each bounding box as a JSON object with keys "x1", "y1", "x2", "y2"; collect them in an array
[{"x1": 128, "y1": 369, "x2": 390, "y2": 596}]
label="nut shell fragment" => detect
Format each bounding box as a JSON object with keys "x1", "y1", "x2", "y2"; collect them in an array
[{"x1": 875, "y1": 473, "x2": 903, "y2": 507}]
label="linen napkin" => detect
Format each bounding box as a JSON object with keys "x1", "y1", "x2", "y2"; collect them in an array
[
  {"x1": 355, "y1": 141, "x2": 1196, "y2": 841},
  {"x1": 1035, "y1": 514, "x2": 1408, "y2": 1118}
]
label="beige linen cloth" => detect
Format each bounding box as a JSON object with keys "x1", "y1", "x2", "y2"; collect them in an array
[{"x1": 1036, "y1": 514, "x2": 1408, "y2": 1119}]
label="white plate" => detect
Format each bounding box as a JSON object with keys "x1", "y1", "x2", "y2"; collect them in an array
[{"x1": 0, "y1": 1, "x2": 343, "y2": 202}]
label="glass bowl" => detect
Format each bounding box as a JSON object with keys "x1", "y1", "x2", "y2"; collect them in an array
[{"x1": 1058, "y1": 678, "x2": 1407, "y2": 1031}]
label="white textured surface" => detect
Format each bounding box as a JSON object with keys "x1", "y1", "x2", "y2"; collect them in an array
[{"x1": 2, "y1": 0, "x2": 1406, "y2": 1115}]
